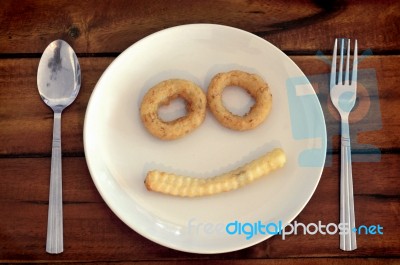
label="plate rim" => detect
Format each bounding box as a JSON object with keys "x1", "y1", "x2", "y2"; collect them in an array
[{"x1": 83, "y1": 23, "x2": 327, "y2": 254}]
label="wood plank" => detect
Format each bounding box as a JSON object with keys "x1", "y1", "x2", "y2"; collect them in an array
[
  {"x1": 0, "y1": 189, "x2": 397, "y2": 260},
  {"x1": 10, "y1": 259, "x2": 398, "y2": 265},
  {"x1": 0, "y1": 157, "x2": 102, "y2": 203},
  {"x1": 0, "y1": 155, "x2": 399, "y2": 260},
  {"x1": 0, "y1": 55, "x2": 399, "y2": 156},
  {"x1": 1, "y1": 154, "x2": 399, "y2": 204},
  {"x1": 0, "y1": 57, "x2": 113, "y2": 156},
  {"x1": 0, "y1": 0, "x2": 399, "y2": 54}
]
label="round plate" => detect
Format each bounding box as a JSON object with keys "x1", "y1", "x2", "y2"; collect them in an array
[{"x1": 83, "y1": 24, "x2": 327, "y2": 254}]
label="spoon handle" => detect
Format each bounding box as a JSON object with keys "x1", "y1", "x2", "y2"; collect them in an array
[{"x1": 46, "y1": 111, "x2": 63, "y2": 254}]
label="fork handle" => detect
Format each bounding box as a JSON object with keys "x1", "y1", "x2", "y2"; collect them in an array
[
  {"x1": 340, "y1": 124, "x2": 357, "y2": 251},
  {"x1": 46, "y1": 111, "x2": 63, "y2": 254}
]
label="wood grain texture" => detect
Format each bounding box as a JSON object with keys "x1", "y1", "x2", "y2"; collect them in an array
[
  {"x1": 0, "y1": 155, "x2": 399, "y2": 261},
  {"x1": 0, "y1": 0, "x2": 399, "y2": 263},
  {"x1": 12, "y1": 260, "x2": 398, "y2": 265},
  {"x1": 2, "y1": 260, "x2": 397, "y2": 265},
  {"x1": 1, "y1": 0, "x2": 399, "y2": 54},
  {"x1": 0, "y1": 57, "x2": 112, "y2": 156},
  {"x1": 1, "y1": 154, "x2": 399, "y2": 203},
  {"x1": 0, "y1": 184, "x2": 398, "y2": 261},
  {"x1": 0, "y1": 56, "x2": 399, "y2": 156}
]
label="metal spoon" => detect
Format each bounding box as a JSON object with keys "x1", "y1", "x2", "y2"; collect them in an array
[{"x1": 37, "y1": 40, "x2": 81, "y2": 254}]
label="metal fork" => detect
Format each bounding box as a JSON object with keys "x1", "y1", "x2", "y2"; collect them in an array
[{"x1": 330, "y1": 38, "x2": 358, "y2": 251}]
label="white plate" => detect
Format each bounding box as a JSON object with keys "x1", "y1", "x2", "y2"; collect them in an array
[{"x1": 83, "y1": 24, "x2": 327, "y2": 253}]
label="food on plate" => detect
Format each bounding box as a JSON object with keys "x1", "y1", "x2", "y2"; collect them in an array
[
  {"x1": 140, "y1": 79, "x2": 207, "y2": 140},
  {"x1": 144, "y1": 148, "x2": 286, "y2": 197},
  {"x1": 207, "y1": 70, "x2": 272, "y2": 131}
]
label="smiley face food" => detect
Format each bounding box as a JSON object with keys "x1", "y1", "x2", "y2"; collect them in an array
[
  {"x1": 207, "y1": 70, "x2": 272, "y2": 131},
  {"x1": 145, "y1": 148, "x2": 286, "y2": 197},
  {"x1": 140, "y1": 79, "x2": 207, "y2": 140}
]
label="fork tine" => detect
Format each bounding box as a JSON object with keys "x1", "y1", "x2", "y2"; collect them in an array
[
  {"x1": 338, "y1": 38, "x2": 345, "y2": 85},
  {"x1": 345, "y1": 39, "x2": 350, "y2": 84},
  {"x1": 351, "y1": 39, "x2": 358, "y2": 86},
  {"x1": 330, "y1": 38, "x2": 337, "y2": 88}
]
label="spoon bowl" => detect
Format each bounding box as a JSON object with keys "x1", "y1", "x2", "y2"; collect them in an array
[
  {"x1": 37, "y1": 39, "x2": 81, "y2": 254},
  {"x1": 38, "y1": 40, "x2": 81, "y2": 111}
]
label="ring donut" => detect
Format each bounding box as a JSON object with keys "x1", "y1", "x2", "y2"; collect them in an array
[
  {"x1": 140, "y1": 79, "x2": 207, "y2": 140},
  {"x1": 207, "y1": 70, "x2": 272, "y2": 131}
]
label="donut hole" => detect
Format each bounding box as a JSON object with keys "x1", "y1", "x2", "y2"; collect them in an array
[
  {"x1": 222, "y1": 85, "x2": 255, "y2": 116},
  {"x1": 158, "y1": 97, "x2": 188, "y2": 122}
]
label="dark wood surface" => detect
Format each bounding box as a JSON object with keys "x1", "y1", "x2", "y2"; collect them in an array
[{"x1": 1, "y1": 0, "x2": 399, "y2": 264}]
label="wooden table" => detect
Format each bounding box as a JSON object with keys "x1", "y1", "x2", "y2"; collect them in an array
[{"x1": 1, "y1": 1, "x2": 399, "y2": 264}]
